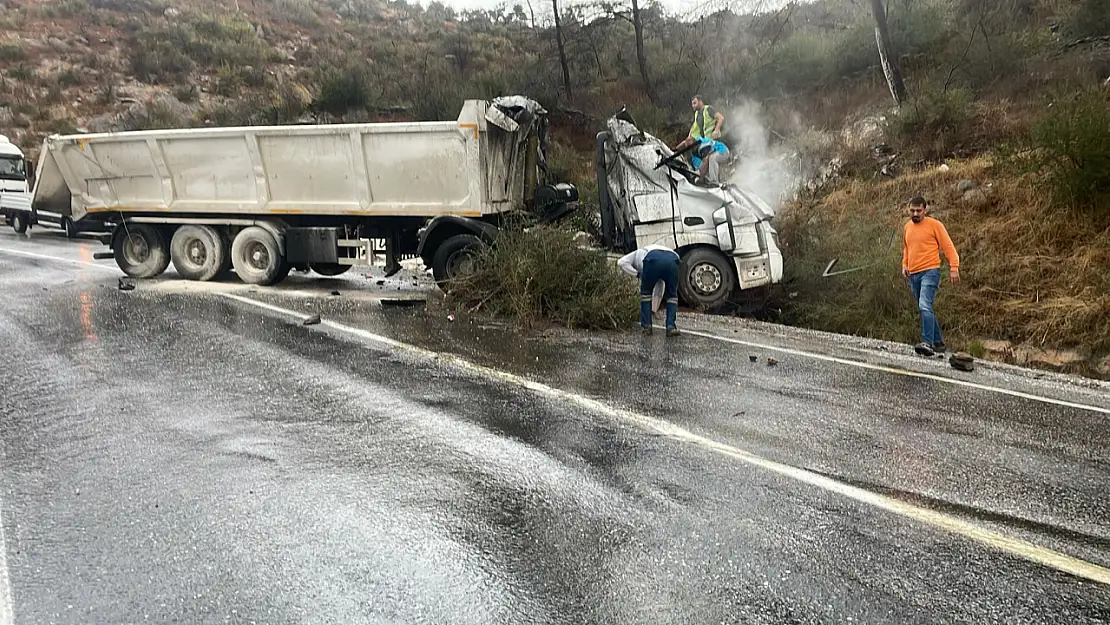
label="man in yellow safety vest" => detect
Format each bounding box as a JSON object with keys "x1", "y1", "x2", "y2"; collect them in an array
[{"x1": 672, "y1": 94, "x2": 725, "y2": 154}]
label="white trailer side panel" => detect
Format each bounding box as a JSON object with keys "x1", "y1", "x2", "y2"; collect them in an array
[{"x1": 33, "y1": 101, "x2": 501, "y2": 221}]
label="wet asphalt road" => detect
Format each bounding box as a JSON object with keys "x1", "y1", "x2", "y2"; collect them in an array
[{"x1": 0, "y1": 230, "x2": 1108, "y2": 624}]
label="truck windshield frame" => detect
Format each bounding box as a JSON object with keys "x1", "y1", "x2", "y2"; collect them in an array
[{"x1": 0, "y1": 155, "x2": 26, "y2": 181}]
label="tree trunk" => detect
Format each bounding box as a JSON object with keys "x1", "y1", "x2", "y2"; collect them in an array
[
  {"x1": 631, "y1": 0, "x2": 652, "y2": 100},
  {"x1": 870, "y1": 0, "x2": 907, "y2": 106},
  {"x1": 552, "y1": 0, "x2": 572, "y2": 97}
]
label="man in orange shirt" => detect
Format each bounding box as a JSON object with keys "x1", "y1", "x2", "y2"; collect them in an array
[{"x1": 902, "y1": 196, "x2": 960, "y2": 357}]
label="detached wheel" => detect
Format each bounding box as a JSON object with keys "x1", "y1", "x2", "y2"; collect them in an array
[
  {"x1": 62, "y1": 217, "x2": 77, "y2": 239},
  {"x1": 113, "y1": 224, "x2": 170, "y2": 279},
  {"x1": 11, "y1": 211, "x2": 28, "y2": 234},
  {"x1": 170, "y1": 225, "x2": 227, "y2": 281},
  {"x1": 431, "y1": 233, "x2": 483, "y2": 285},
  {"x1": 310, "y1": 263, "x2": 351, "y2": 277},
  {"x1": 678, "y1": 247, "x2": 736, "y2": 312},
  {"x1": 231, "y1": 226, "x2": 284, "y2": 285}
]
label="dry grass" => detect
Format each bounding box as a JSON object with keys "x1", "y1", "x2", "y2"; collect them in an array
[{"x1": 778, "y1": 156, "x2": 1110, "y2": 371}]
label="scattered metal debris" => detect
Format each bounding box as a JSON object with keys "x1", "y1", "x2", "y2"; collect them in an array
[{"x1": 303, "y1": 314, "x2": 321, "y2": 326}]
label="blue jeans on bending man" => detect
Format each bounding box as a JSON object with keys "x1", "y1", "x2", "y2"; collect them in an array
[
  {"x1": 641, "y1": 249, "x2": 680, "y2": 332},
  {"x1": 909, "y1": 268, "x2": 943, "y2": 350}
]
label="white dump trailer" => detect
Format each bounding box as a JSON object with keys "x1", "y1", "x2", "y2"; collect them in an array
[
  {"x1": 22, "y1": 96, "x2": 577, "y2": 284},
  {"x1": 596, "y1": 109, "x2": 784, "y2": 310}
]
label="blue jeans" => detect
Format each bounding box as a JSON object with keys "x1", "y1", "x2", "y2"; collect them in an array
[
  {"x1": 641, "y1": 250, "x2": 680, "y2": 329},
  {"x1": 909, "y1": 268, "x2": 943, "y2": 346}
]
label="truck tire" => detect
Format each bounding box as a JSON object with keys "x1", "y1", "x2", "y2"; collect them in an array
[
  {"x1": 310, "y1": 263, "x2": 351, "y2": 277},
  {"x1": 11, "y1": 211, "x2": 28, "y2": 234},
  {"x1": 113, "y1": 224, "x2": 171, "y2": 279},
  {"x1": 678, "y1": 247, "x2": 736, "y2": 312},
  {"x1": 170, "y1": 225, "x2": 227, "y2": 282},
  {"x1": 231, "y1": 226, "x2": 284, "y2": 285},
  {"x1": 431, "y1": 233, "x2": 483, "y2": 285}
]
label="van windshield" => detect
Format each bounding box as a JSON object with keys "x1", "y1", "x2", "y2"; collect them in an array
[{"x1": 0, "y1": 155, "x2": 26, "y2": 181}]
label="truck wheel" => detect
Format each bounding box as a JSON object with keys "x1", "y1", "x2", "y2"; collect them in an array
[
  {"x1": 113, "y1": 224, "x2": 170, "y2": 279},
  {"x1": 62, "y1": 217, "x2": 77, "y2": 239},
  {"x1": 310, "y1": 263, "x2": 351, "y2": 277},
  {"x1": 171, "y1": 225, "x2": 227, "y2": 282},
  {"x1": 431, "y1": 234, "x2": 483, "y2": 285},
  {"x1": 678, "y1": 247, "x2": 736, "y2": 312},
  {"x1": 231, "y1": 226, "x2": 283, "y2": 285},
  {"x1": 11, "y1": 212, "x2": 28, "y2": 234}
]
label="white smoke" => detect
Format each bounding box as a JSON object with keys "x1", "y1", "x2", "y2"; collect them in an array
[{"x1": 723, "y1": 98, "x2": 819, "y2": 212}]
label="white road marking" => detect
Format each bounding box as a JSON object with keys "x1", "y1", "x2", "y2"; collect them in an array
[
  {"x1": 0, "y1": 247, "x2": 119, "y2": 274},
  {"x1": 668, "y1": 326, "x2": 1110, "y2": 416},
  {"x1": 221, "y1": 291, "x2": 1110, "y2": 586},
  {"x1": 0, "y1": 499, "x2": 12, "y2": 625}
]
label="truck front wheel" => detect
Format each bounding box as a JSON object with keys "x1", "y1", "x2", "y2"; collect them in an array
[
  {"x1": 171, "y1": 225, "x2": 227, "y2": 282},
  {"x1": 11, "y1": 211, "x2": 28, "y2": 234},
  {"x1": 231, "y1": 226, "x2": 285, "y2": 285},
  {"x1": 431, "y1": 234, "x2": 483, "y2": 286},
  {"x1": 113, "y1": 224, "x2": 170, "y2": 279},
  {"x1": 678, "y1": 247, "x2": 737, "y2": 312}
]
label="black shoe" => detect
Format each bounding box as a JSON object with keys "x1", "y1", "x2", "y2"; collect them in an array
[
  {"x1": 932, "y1": 342, "x2": 947, "y2": 353},
  {"x1": 914, "y1": 342, "x2": 935, "y2": 357},
  {"x1": 666, "y1": 328, "x2": 681, "y2": 337},
  {"x1": 641, "y1": 326, "x2": 653, "y2": 336}
]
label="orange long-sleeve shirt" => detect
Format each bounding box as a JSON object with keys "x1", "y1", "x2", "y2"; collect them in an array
[{"x1": 902, "y1": 217, "x2": 960, "y2": 274}]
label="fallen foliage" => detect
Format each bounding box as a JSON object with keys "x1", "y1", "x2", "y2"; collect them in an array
[{"x1": 447, "y1": 226, "x2": 639, "y2": 331}]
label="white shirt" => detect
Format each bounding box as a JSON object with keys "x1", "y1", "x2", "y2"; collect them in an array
[{"x1": 617, "y1": 244, "x2": 679, "y2": 277}]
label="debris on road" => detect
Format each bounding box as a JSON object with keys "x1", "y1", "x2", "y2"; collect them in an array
[
  {"x1": 767, "y1": 357, "x2": 779, "y2": 366},
  {"x1": 749, "y1": 355, "x2": 758, "y2": 362},
  {"x1": 949, "y1": 352, "x2": 975, "y2": 372},
  {"x1": 118, "y1": 277, "x2": 134, "y2": 291},
  {"x1": 303, "y1": 314, "x2": 321, "y2": 326}
]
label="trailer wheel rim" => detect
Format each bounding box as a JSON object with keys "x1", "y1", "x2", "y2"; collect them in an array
[
  {"x1": 184, "y1": 236, "x2": 208, "y2": 267},
  {"x1": 123, "y1": 234, "x2": 151, "y2": 265},
  {"x1": 245, "y1": 241, "x2": 271, "y2": 271},
  {"x1": 690, "y1": 262, "x2": 723, "y2": 295}
]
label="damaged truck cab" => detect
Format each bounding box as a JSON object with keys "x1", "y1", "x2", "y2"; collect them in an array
[{"x1": 596, "y1": 109, "x2": 784, "y2": 310}]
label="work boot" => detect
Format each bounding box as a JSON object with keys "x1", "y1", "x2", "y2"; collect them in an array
[
  {"x1": 641, "y1": 326, "x2": 653, "y2": 336},
  {"x1": 666, "y1": 328, "x2": 681, "y2": 337},
  {"x1": 914, "y1": 342, "x2": 935, "y2": 357},
  {"x1": 932, "y1": 341, "x2": 947, "y2": 353}
]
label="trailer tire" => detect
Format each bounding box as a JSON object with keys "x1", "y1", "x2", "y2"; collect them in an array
[
  {"x1": 678, "y1": 247, "x2": 736, "y2": 312},
  {"x1": 11, "y1": 211, "x2": 28, "y2": 234},
  {"x1": 171, "y1": 225, "x2": 226, "y2": 282},
  {"x1": 310, "y1": 263, "x2": 351, "y2": 277},
  {"x1": 113, "y1": 224, "x2": 171, "y2": 279},
  {"x1": 231, "y1": 226, "x2": 284, "y2": 285},
  {"x1": 431, "y1": 234, "x2": 483, "y2": 285}
]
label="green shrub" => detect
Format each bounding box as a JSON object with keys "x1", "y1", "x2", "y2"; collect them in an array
[
  {"x1": 1066, "y1": 0, "x2": 1110, "y2": 39},
  {"x1": 449, "y1": 225, "x2": 639, "y2": 330},
  {"x1": 0, "y1": 43, "x2": 27, "y2": 63},
  {"x1": 315, "y1": 65, "x2": 374, "y2": 115},
  {"x1": 886, "y1": 87, "x2": 976, "y2": 160},
  {"x1": 1014, "y1": 89, "x2": 1110, "y2": 211}
]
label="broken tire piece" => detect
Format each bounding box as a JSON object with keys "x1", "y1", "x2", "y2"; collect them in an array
[
  {"x1": 303, "y1": 314, "x2": 321, "y2": 326},
  {"x1": 949, "y1": 352, "x2": 975, "y2": 372}
]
